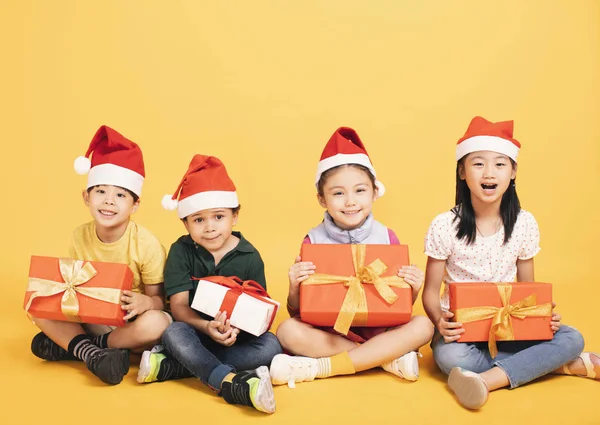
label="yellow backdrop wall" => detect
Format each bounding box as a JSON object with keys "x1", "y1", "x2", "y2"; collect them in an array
[{"x1": 1, "y1": 1, "x2": 598, "y2": 424}]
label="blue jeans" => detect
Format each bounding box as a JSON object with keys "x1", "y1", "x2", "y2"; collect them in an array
[
  {"x1": 431, "y1": 325, "x2": 584, "y2": 388},
  {"x1": 162, "y1": 321, "x2": 283, "y2": 391}
]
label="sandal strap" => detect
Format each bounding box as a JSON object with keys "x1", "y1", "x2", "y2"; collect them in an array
[{"x1": 580, "y1": 353, "x2": 597, "y2": 379}]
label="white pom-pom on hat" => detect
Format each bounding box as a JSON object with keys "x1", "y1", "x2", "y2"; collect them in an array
[
  {"x1": 162, "y1": 194, "x2": 179, "y2": 210},
  {"x1": 74, "y1": 156, "x2": 91, "y2": 175}
]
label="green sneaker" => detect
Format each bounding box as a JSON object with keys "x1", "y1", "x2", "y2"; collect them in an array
[
  {"x1": 137, "y1": 346, "x2": 166, "y2": 383},
  {"x1": 221, "y1": 366, "x2": 275, "y2": 414}
]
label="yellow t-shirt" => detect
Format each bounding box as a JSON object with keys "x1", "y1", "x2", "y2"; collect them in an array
[{"x1": 69, "y1": 221, "x2": 166, "y2": 294}]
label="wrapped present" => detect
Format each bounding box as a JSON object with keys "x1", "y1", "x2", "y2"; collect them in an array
[
  {"x1": 24, "y1": 256, "x2": 132, "y2": 326},
  {"x1": 300, "y1": 244, "x2": 413, "y2": 335},
  {"x1": 449, "y1": 282, "x2": 553, "y2": 357},
  {"x1": 190, "y1": 276, "x2": 279, "y2": 337}
]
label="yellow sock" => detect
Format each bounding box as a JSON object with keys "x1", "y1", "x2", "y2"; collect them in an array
[{"x1": 317, "y1": 351, "x2": 356, "y2": 378}]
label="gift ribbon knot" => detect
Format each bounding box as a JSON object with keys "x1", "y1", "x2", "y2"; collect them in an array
[
  {"x1": 454, "y1": 284, "x2": 552, "y2": 358},
  {"x1": 25, "y1": 258, "x2": 124, "y2": 322},
  {"x1": 302, "y1": 244, "x2": 409, "y2": 335}
]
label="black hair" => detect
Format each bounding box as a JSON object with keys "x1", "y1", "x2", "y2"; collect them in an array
[
  {"x1": 87, "y1": 185, "x2": 140, "y2": 203},
  {"x1": 451, "y1": 157, "x2": 520, "y2": 245},
  {"x1": 317, "y1": 164, "x2": 377, "y2": 196}
]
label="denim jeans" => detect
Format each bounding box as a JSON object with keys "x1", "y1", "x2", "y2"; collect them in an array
[
  {"x1": 431, "y1": 325, "x2": 584, "y2": 388},
  {"x1": 162, "y1": 321, "x2": 283, "y2": 391}
]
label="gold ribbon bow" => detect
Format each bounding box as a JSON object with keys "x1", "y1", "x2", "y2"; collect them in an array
[
  {"x1": 454, "y1": 284, "x2": 552, "y2": 358},
  {"x1": 25, "y1": 258, "x2": 123, "y2": 322},
  {"x1": 302, "y1": 244, "x2": 409, "y2": 335}
]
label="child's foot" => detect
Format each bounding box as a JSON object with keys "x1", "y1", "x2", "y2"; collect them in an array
[
  {"x1": 31, "y1": 332, "x2": 78, "y2": 361},
  {"x1": 447, "y1": 367, "x2": 489, "y2": 410},
  {"x1": 560, "y1": 352, "x2": 600, "y2": 380},
  {"x1": 269, "y1": 354, "x2": 319, "y2": 388},
  {"x1": 85, "y1": 348, "x2": 130, "y2": 385},
  {"x1": 138, "y1": 345, "x2": 167, "y2": 383},
  {"x1": 137, "y1": 345, "x2": 193, "y2": 383},
  {"x1": 381, "y1": 351, "x2": 422, "y2": 381},
  {"x1": 221, "y1": 366, "x2": 275, "y2": 414}
]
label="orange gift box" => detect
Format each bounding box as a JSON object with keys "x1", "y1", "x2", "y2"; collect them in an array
[
  {"x1": 449, "y1": 282, "x2": 553, "y2": 356},
  {"x1": 24, "y1": 256, "x2": 133, "y2": 327},
  {"x1": 299, "y1": 244, "x2": 412, "y2": 335}
]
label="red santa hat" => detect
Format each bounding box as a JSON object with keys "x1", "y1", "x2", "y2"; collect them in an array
[
  {"x1": 456, "y1": 116, "x2": 521, "y2": 161},
  {"x1": 162, "y1": 154, "x2": 239, "y2": 219},
  {"x1": 315, "y1": 127, "x2": 385, "y2": 197},
  {"x1": 74, "y1": 126, "x2": 145, "y2": 196}
]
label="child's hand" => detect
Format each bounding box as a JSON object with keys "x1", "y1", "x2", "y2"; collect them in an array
[
  {"x1": 288, "y1": 256, "x2": 316, "y2": 292},
  {"x1": 551, "y1": 302, "x2": 561, "y2": 333},
  {"x1": 206, "y1": 311, "x2": 239, "y2": 346},
  {"x1": 437, "y1": 310, "x2": 465, "y2": 343},
  {"x1": 121, "y1": 290, "x2": 153, "y2": 321},
  {"x1": 397, "y1": 264, "x2": 424, "y2": 294}
]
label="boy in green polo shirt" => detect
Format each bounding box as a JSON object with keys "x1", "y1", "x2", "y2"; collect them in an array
[{"x1": 137, "y1": 155, "x2": 282, "y2": 414}]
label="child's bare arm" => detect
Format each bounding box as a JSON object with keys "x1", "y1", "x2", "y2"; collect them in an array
[
  {"x1": 422, "y1": 257, "x2": 464, "y2": 342},
  {"x1": 121, "y1": 284, "x2": 165, "y2": 321}
]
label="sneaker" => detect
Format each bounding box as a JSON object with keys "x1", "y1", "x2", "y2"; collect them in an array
[
  {"x1": 447, "y1": 367, "x2": 489, "y2": 410},
  {"x1": 86, "y1": 348, "x2": 130, "y2": 385},
  {"x1": 31, "y1": 332, "x2": 78, "y2": 361},
  {"x1": 269, "y1": 354, "x2": 318, "y2": 388},
  {"x1": 381, "y1": 351, "x2": 422, "y2": 381},
  {"x1": 138, "y1": 345, "x2": 166, "y2": 383},
  {"x1": 221, "y1": 366, "x2": 275, "y2": 414}
]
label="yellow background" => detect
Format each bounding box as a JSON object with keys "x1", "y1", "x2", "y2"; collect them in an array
[{"x1": 1, "y1": 1, "x2": 598, "y2": 424}]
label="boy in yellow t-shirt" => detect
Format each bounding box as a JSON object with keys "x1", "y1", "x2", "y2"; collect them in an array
[{"x1": 30, "y1": 126, "x2": 171, "y2": 385}]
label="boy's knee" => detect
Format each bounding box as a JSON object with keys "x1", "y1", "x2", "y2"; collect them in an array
[
  {"x1": 276, "y1": 318, "x2": 307, "y2": 351},
  {"x1": 134, "y1": 310, "x2": 171, "y2": 342},
  {"x1": 261, "y1": 332, "x2": 283, "y2": 358},
  {"x1": 161, "y1": 321, "x2": 189, "y2": 346}
]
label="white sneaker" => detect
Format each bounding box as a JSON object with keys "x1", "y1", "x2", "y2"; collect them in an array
[
  {"x1": 381, "y1": 351, "x2": 421, "y2": 381},
  {"x1": 269, "y1": 354, "x2": 319, "y2": 388}
]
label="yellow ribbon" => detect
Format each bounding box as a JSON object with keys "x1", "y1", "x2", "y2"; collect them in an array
[
  {"x1": 301, "y1": 244, "x2": 409, "y2": 335},
  {"x1": 25, "y1": 258, "x2": 124, "y2": 322},
  {"x1": 454, "y1": 284, "x2": 552, "y2": 358}
]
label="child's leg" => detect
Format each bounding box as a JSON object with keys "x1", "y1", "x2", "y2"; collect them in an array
[
  {"x1": 276, "y1": 317, "x2": 356, "y2": 357},
  {"x1": 101, "y1": 310, "x2": 172, "y2": 351},
  {"x1": 445, "y1": 325, "x2": 585, "y2": 410},
  {"x1": 272, "y1": 315, "x2": 433, "y2": 386},
  {"x1": 347, "y1": 315, "x2": 433, "y2": 372},
  {"x1": 159, "y1": 321, "x2": 275, "y2": 414},
  {"x1": 31, "y1": 317, "x2": 129, "y2": 385},
  {"x1": 555, "y1": 352, "x2": 600, "y2": 380}
]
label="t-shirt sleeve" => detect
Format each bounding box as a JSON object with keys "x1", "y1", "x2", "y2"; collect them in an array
[
  {"x1": 140, "y1": 234, "x2": 167, "y2": 285},
  {"x1": 388, "y1": 229, "x2": 400, "y2": 245},
  {"x1": 518, "y1": 212, "x2": 541, "y2": 260},
  {"x1": 68, "y1": 230, "x2": 79, "y2": 259},
  {"x1": 246, "y1": 253, "x2": 267, "y2": 290},
  {"x1": 424, "y1": 213, "x2": 453, "y2": 260},
  {"x1": 164, "y1": 241, "x2": 193, "y2": 299}
]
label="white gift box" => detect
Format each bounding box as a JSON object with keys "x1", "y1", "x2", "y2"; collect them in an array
[{"x1": 190, "y1": 278, "x2": 280, "y2": 337}]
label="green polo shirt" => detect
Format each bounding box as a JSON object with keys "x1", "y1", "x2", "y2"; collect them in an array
[{"x1": 164, "y1": 231, "x2": 266, "y2": 307}]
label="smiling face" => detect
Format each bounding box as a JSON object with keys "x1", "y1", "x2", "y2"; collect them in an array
[
  {"x1": 183, "y1": 208, "x2": 239, "y2": 255},
  {"x1": 460, "y1": 150, "x2": 517, "y2": 209},
  {"x1": 317, "y1": 165, "x2": 377, "y2": 230},
  {"x1": 83, "y1": 185, "x2": 139, "y2": 233}
]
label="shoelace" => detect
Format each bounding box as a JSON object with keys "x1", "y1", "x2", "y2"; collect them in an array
[
  {"x1": 230, "y1": 375, "x2": 253, "y2": 407},
  {"x1": 287, "y1": 359, "x2": 314, "y2": 388}
]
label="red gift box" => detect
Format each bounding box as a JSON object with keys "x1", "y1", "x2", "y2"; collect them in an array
[
  {"x1": 300, "y1": 244, "x2": 413, "y2": 335},
  {"x1": 24, "y1": 256, "x2": 133, "y2": 326},
  {"x1": 449, "y1": 282, "x2": 553, "y2": 357}
]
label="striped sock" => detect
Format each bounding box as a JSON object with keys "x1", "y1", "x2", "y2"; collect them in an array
[
  {"x1": 68, "y1": 334, "x2": 101, "y2": 362},
  {"x1": 316, "y1": 352, "x2": 356, "y2": 378},
  {"x1": 92, "y1": 332, "x2": 111, "y2": 349}
]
